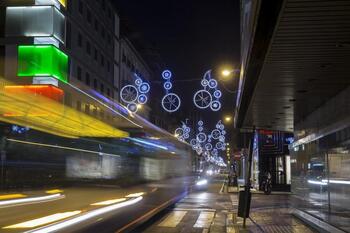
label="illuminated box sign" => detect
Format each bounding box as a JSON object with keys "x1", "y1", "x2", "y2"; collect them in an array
[
  {"x1": 17, "y1": 45, "x2": 69, "y2": 83},
  {"x1": 4, "y1": 85, "x2": 64, "y2": 102},
  {"x1": 6, "y1": 6, "x2": 65, "y2": 43}
]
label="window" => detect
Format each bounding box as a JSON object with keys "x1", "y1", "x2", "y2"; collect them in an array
[
  {"x1": 77, "y1": 32, "x2": 82, "y2": 47},
  {"x1": 122, "y1": 54, "x2": 126, "y2": 63},
  {"x1": 131, "y1": 64, "x2": 135, "y2": 72},
  {"x1": 107, "y1": 88, "x2": 110, "y2": 97},
  {"x1": 93, "y1": 79, "x2": 97, "y2": 89},
  {"x1": 107, "y1": 61, "x2": 110, "y2": 72},
  {"x1": 107, "y1": 34, "x2": 111, "y2": 45},
  {"x1": 78, "y1": 0, "x2": 83, "y2": 14},
  {"x1": 94, "y1": 48, "x2": 98, "y2": 61},
  {"x1": 77, "y1": 66, "x2": 82, "y2": 80},
  {"x1": 87, "y1": 9, "x2": 91, "y2": 24},
  {"x1": 102, "y1": 0, "x2": 105, "y2": 10},
  {"x1": 86, "y1": 41, "x2": 91, "y2": 55},
  {"x1": 85, "y1": 72, "x2": 90, "y2": 86},
  {"x1": 100, "y1": 83, "x2": 104, "y2": 94},
  {"x1": 65, "y1": 92, "x2": 72, "y2": 107},
  {"x1": 94, "y1": 19, "x2": 98, "y2": 31},
  {"x1": 85, "y1": 104, "x2": 90, "y2": 114},
  {"x1": 66, "y1": 21, "x2": 71, "y2": 48},
  {"x1": 101, "y1": 54, "x2": 104, "y2": 66},
  {"x1": 127, "y1": 59, "x2": 131, "y2": 68},
  {"x1": 101, "y1": 27, "x2": 105, "y2": 39},
  {"x1": 77, "y1": 100, "x2": 81, "y2": 111}
]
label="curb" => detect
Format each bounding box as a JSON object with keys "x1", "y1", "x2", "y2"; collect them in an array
[{"x1": 292, "y1": 208, "x2": 346, "y2": 233}]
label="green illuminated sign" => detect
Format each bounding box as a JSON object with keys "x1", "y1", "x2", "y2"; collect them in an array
[{"x1": 17, "y1": 45, "x2": 68, "y2": 83}]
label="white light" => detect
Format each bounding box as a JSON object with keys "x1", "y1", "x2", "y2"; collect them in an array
[
  {"x1": 206, "y1": 170, "x2": 213, "y2": 176},
  {"x1": 27, "y1": 197, "x2": 143, "y2": 233},
  {"x1": 196, "y1": 179, "x2": 208, "y2": 186},
  {"x1": 0, "y1": 194, "x2": 64, "y2": 208},
  {"x1": 321, "y1": 179, "x2": 350, "y2": 185},
  {"x1": 307, "y1": 180, "x2": 328, "y2": 186}
]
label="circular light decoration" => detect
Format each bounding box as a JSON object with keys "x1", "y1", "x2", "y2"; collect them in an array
[
  {"x1": 216, "y1": 141, "x2": 224, "y2": 150},
  {"x1": 121, "y1": 85, "x2": 138, "y2": 103},
  {"x1": 196, "y1": 132, "x2": 207, "y2": 143},
  {"x1": 205, "y1": 143, "x2": 213, "y2": 151},
  {"x1": 193, "y1": 70, "x2": 222, "y2": 111},
  {"x1": 120, "y1": 73, "x2": 150, "y2": 113},
  {"x1": 162, "y1": 70, "x2": 172, "y2": 79},
  {"x1": 162, "y1": 93, "x2": 181, "y2": 113},
  {"x1": 211, "y1": 129, "x2": 221, "y2": 139},
  {"x1": 210, "y1": 100, "x2": 221, "y2": 111},
  {"x1": 135, "y1": 78, "x2": 142, "y2": 86},
  {"x1": 190, "y1": 139, "x2": 197, "y2": 146},
  {"x1": 198, "y1": 120, "x2": 203, "y2": 126},
  {"x1": 139, "y1": 83, "x2": 150, "y2": 94},
  {"x1": 174, "y1": 121, "x2": 192, "y2": 141},
  {"x1": 127, "y1": 103, "x2": 138, "y2": 113},
  {"x1": 161, "y1": 69, "x2": 181, "y2": 113},
  {"x1": 164, "y1": 81, "x2": 172, "y2": 90},
  {"x1": 138, "y1": 94, "x2": 147, "y2": 104}
]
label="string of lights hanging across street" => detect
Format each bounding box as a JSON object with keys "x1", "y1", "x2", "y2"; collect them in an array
[
  {"x1": 174, "y1": 119, "x2": 227, "y2": 167},
  {"x1": 118, "y1": 69, "x2": 238, "y2": 113}
]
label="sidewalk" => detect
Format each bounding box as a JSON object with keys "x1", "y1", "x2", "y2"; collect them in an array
[{"x1": 139, "y1": 182, "x2": 316, "y2": 233}]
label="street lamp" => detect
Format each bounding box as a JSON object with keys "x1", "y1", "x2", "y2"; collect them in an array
[
  {"x1": 224, "y1": 116, "x2": 232, "y2": 123},
  {"x1": 222, "y1": 69, "x2": 231, "y2": 77}
]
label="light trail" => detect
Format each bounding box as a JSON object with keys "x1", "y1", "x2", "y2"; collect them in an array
[{"x1": 7, "y1": 139, "x2": 121, "y2": 158}]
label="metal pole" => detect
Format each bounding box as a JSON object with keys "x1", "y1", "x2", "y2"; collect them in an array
[{"x1": 243, "y1": 126, "x2": 255, "y2": 227}]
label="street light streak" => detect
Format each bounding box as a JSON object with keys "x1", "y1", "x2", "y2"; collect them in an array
[
  {"x1": 0, "y1": 194, "x2": 64, "y2": 208},
  {"x1": 7, "y1": 139, "x2": 121, "y2": 158},
  {"x1": 66, "y1": 82, "x2": 143, "y2": 128},
  {"x1": 91, "y1": 198, "x2": 127, "y2": 206},
  {"x1": 127, "y1": 138, "x2": 168, "y2": 150},
  {"x1": 26, "y1": 197, "x2": 143, "y2": 233},
  {"x1": 125, "y1": 192, "x2": 145, "y2": 198},
  {"x1": 3, "y1": 211, "x2": 82, "y2": 229}
]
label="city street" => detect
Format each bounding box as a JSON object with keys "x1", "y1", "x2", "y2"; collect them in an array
[{"x1": 135, "y1": 179, "x2": 316, "y2": 233}]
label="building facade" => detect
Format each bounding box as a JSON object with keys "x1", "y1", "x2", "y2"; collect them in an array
[{"x1": 236, "y1": 0, "x2": 350, "y2": 231}]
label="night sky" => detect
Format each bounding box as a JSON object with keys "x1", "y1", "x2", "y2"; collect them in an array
[{"x1": 113, "y1": 0, "x2": 241, "y2": 129}]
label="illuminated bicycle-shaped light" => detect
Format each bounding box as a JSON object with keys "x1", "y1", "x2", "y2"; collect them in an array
[
  {"x1": 219, "y1": 135, "x2": 225, "y2": 142},
  {"x1": 198, "y1": 120, "x2": 203, "y2": 126},
  {"x1": 162, "y1": 93, "x2": 181, "y2": 113},
  {"x1": 216, "y1": 141, "x2": 224, "y2": 150},
  {"x1": 193, "y1": 90, "x2": 212, "y2": 109},
  {"x1": 121, "y1": 85, "x2": 138, "y2": 103}
]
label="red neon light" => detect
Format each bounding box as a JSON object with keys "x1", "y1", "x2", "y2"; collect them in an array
[{"x1": 4, "y1": 85, "x2": 64, "y2": 102}]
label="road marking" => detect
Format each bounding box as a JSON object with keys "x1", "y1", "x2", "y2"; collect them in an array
[
  {"x1": 0, "y1": 194, "x2": 26, "y2": 200},
  {"x1": 193, "y1": 211, "x2": 215, "y2": 228},
  {"x1": 226, "y1": 226, "x2": 236, "y2": 233},
  {"x1": 0, "y1": 194, "x2": 64, "y2": 208},
  {"x1": 46, "y1": 189, "x2": 63, "y2": 194},
  {"x1": 91, "y1": 198, "x2": 126, "y2": 206},
  {"x1": 3, "y1": 211, "x2": 81, "y2": 229},
  {"x1": 173, "y1": 208, "x2": 216, "y2": 212},
  {"x1": 157, "y1": 211, "x2": 187, "y2": 227}
]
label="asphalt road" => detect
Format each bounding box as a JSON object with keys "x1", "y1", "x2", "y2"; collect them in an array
[{"x1": 0, "y1": 176, "x2": 195, "y2": 233}]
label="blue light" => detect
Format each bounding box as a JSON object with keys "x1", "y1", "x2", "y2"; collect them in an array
[
  {"x1": 162, "y1": 70, "x2": 172, "y2": 79},
  {"x1": 128, "y1": 137, "x2": 168, "y2": 150}
]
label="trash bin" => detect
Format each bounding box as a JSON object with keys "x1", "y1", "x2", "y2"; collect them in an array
[{"x1": 238, "y1": 190, "x2": 251, "y2": 218}]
